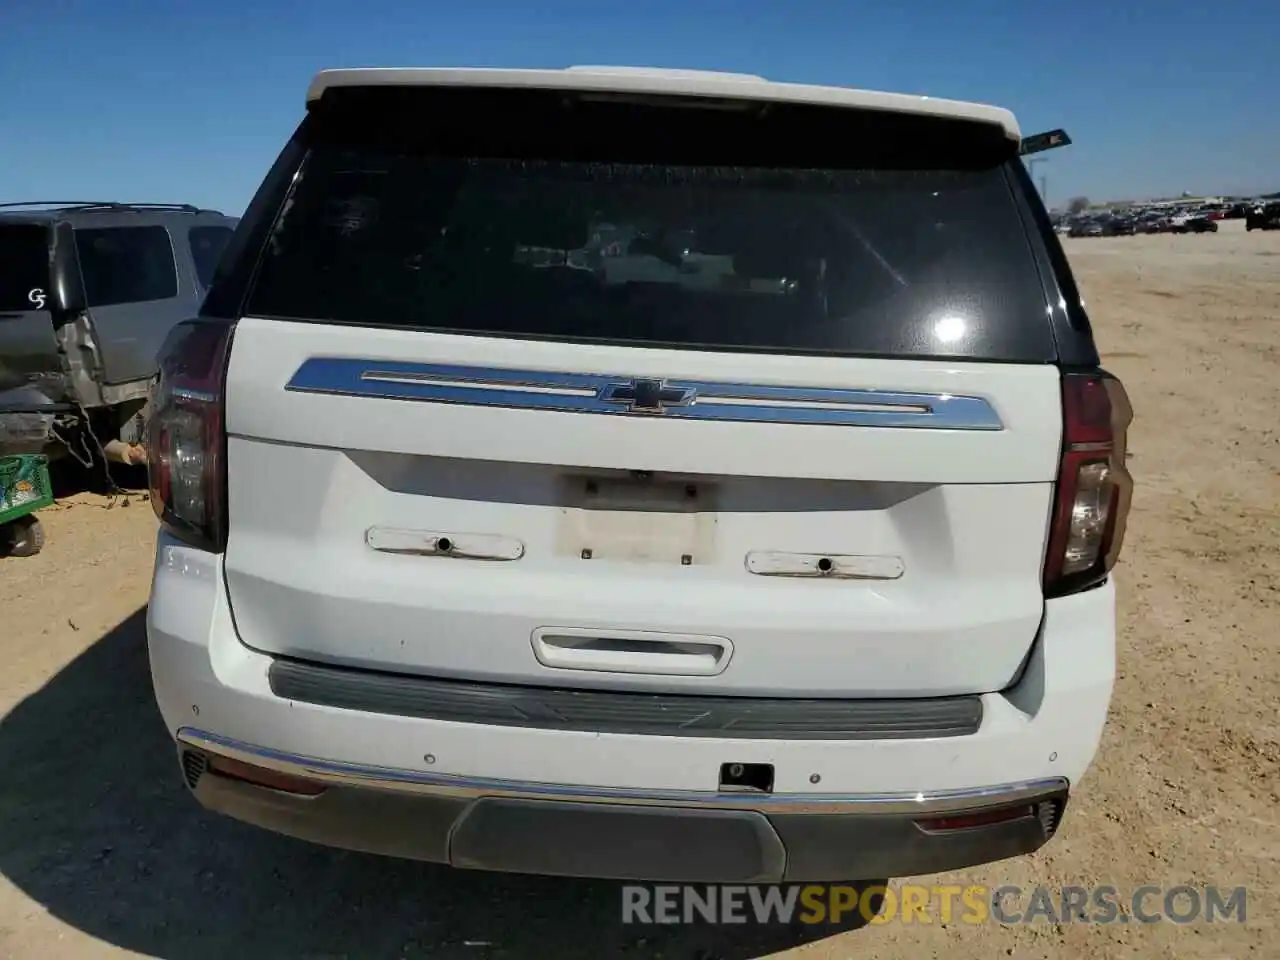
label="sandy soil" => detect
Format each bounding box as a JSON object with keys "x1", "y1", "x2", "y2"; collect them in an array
[{"x1": 2, "y1": 225, "x2": 1277, "y2": 959}]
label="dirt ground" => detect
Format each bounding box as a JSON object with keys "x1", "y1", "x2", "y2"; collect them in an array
[{"x1": 2, "y1": 223, "x2": 1277, "y2": 959}]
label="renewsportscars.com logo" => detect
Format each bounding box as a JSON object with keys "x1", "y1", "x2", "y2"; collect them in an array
[{"x1": 621, "y1": 884, "x2": 1248, "y2": 926}]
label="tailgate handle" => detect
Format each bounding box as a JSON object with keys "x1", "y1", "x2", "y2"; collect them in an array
[{"x1": 531, "y1": 627, "x2": 733, "y2": 677}]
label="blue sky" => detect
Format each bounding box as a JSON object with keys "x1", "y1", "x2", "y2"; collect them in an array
[{"x1": 3, "y1": 0, "x2": 1276, "y2": 214}]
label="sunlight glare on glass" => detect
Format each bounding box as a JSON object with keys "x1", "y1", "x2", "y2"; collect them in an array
[{"x1": 933, "y1": 314, "x2": 968, "y2": 344}]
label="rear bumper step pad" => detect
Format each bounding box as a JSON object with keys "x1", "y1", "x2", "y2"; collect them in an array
[{"x1": 267, "y1": 657, "x2": 983, "y2": 739}]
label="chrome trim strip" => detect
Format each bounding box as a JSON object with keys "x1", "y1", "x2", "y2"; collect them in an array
[
  {"x1": 177, "y1": 728, "x2": 1065, "y2": 814},
  {"x1": 284, "y1": 358, "x2": 1003, "y2": 430}
]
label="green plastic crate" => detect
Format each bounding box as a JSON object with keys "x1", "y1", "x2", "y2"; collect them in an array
[{"x1": 0, "y1": 454, "x2": 54, "y2": 526}]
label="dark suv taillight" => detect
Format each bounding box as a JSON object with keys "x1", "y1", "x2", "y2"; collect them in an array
[
  {"x1": 146, "y1": 319, "x2": 236, "y2": 553},
  {"x1": 1043, "y1": 371, "x2": 1134, "y2": 598}
]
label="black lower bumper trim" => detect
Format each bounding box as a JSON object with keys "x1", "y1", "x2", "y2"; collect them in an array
[
  {"x1": 453, "y1": 798, "x2": 785, "y2": 883},
  {"x1": 267, "y1": 658, "x2": 983, "y2": 740},
  {"x1": 181, "y1": 746, "x2": 1067, "y2": 882}
]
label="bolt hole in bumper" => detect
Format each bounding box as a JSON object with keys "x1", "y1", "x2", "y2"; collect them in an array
[{"x1": 177, "y1": 730, "x2": 1067, "y2": 883}]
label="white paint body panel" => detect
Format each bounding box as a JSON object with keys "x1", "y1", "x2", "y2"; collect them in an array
[
  {"x1": 219, "y1": 317, "x2": 1064, "y2": 696},
  {"x1": 148, "y1": 537, "x2": 1116, "y2": 794},
  {"x1": 306, "y1": 66, "x2": 1021, "y2": 140}
]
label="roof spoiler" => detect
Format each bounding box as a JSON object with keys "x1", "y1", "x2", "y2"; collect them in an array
[{"x1": 1019, "y1": 129, "x2": 1071, "y2": 156}]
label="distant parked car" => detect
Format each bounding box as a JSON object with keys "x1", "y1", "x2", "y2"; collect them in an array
[
  {"x1": 1100, "y1": 217, "x2": 1136, "y2": 237},
  {"x1": 0, "y1": 202, "x2": 239, "y2": 467},
  {"x1": 1245, "y1": 203, "x2": 1280, "y2": 231},
  {"x1": 1181, "y1": 216, "x2": 1219, "y2": 234},
  {"x1": 1166, "y1": 213, "x2": 1215, "y2": 234}
]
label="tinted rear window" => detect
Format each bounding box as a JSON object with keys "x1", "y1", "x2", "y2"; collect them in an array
[
  {"x1": 189, "y1": 225, "x2": 235, "y2": 288},
  {"x1": 0, "y1": 223, "x2": 51, "y2": 312},
  {"x1": 75, "y1": 225, "x2": 177, "y2": 307},
  {"x1": 244, "y1": 87, "x2": 1055, "y2": 361}
]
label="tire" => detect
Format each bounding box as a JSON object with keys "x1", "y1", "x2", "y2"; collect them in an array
[{"x1": 3, "y1": 515, "x2": 46, "y2": 558}]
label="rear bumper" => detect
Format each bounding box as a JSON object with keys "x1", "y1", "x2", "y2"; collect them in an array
[
  {"x1": 0, "y1": 402, "x2": 60, "y2": 458},
  {"x1": 147, "y1": 533, "x2": 1115, "y2": 881},
  {"x1": 178, "y1": 727, "x2": 1067, "y2": 881}
]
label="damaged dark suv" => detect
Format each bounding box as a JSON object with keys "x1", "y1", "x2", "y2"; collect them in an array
[{"x1": 0, "y1": 202, "x2": 237, "y2": 464}]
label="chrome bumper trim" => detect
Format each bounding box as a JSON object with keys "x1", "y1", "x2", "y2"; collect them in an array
[{"x1": 177, "y1": 728, "x2": 1067, "y2": 815}]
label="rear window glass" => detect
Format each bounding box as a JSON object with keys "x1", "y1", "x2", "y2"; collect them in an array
[
  {"x1": 189, "y1": 225, "x2": 234, "y2": 288},
  {"x1": 75, "y1": 225, "x2": 177, "y2": 307},
  {"x1": 244, "y1": 88, "x2": 1055, "y2": 361},
  {"x1": 0, "y1": 223, "x2": 51, "y2": 312}
]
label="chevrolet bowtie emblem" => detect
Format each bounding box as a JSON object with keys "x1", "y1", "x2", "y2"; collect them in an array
[{"x1": 598, "y1": 378, "x2": 697, "y2": 413}]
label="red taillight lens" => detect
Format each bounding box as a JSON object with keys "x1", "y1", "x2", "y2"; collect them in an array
[
  {"x1": 146, "y1": 319, "x2": 235, "y2": 553},
  {"x1": 1043, "y1": 372, "x2": 1134, "y2": 597}
]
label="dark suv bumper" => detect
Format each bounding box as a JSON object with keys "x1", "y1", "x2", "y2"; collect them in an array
[{"x1": 176, "y1": 730, "x2": 1069, "y2": 882}]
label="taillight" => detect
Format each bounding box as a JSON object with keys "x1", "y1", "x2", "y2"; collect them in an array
[
  {"x1": 1043, "y1": 371, "x2": 1134, "y2": 598},
  {"x1": 146, "y1": 319, "x2": 235, "y2": 553}
]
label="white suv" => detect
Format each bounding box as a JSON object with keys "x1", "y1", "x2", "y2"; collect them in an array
[{"x1": 145, "y1": 66, "x2": 1132, "y2": 884}]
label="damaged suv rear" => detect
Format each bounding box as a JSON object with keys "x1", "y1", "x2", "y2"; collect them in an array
[{"x1": 0, "y1": 202, "x2": 237, "y2": 465}]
